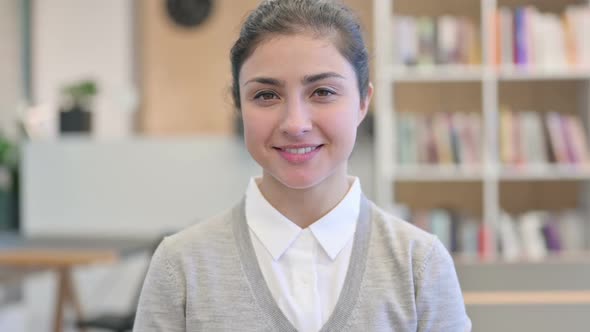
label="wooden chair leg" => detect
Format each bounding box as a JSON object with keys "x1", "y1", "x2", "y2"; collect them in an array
[
  {"x1": 53, "y1": 267, "x2": 87, "y2": 332},
  {"x1": 53, "y1": 268, "x2": 67, "y2": 332},
  {"x1": 62, "y1": 268, "x2": 87, "y2": 332}
]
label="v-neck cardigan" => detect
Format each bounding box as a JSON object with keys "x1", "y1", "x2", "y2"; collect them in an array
[{"x1": 134, "y1": 195, "x2": 471, "y2": 331}]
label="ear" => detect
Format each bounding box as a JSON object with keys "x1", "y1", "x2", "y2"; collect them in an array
[{"x1": 357, "y1": 82, "x2": 374, "y2": 126}]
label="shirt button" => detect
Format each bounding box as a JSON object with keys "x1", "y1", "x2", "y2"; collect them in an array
[{"x1": 302, "y1": 276, "x2": 311, "y2": 286}]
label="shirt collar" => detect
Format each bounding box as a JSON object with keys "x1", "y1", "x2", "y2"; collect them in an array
[{"x1": 245, "y1": 177, "x2": 361, "y2": 261}]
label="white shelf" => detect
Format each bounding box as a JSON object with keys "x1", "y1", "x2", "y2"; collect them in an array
[
  {"x1": 500, "y1": 164, "x2": 590, "y2": 181},
  {"x1": 498, "y1": 67, "x2": 590, "y2": 81},
  {"x1": 392, "y1": 164, "x2": 590, "y2": 182},
  {"x1": 454, "y1": 251, "x2": 590, "y2": 265},
  {"x1": 393, "y1": 165, "x2": 485, "y2": 182},
  {"x1": 386, "y1": 65, "x2": 483, "y2": 82},
  {"x1": 385, "y1": 65, "x2": 590, "y2": 82}
]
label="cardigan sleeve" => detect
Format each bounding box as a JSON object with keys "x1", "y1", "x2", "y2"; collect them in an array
[
  {"x1": 415, "y1": 238, "x2": 472, "y2": 332},
  {"x1": 133, "y1": 238, "x2": 187, "y2": 332}
]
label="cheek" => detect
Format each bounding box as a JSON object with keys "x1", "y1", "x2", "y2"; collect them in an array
[
  {"x1": 242, "y1": 109, "x2": 275, "y2": 145},
  {"x1": 318, "y1": 108, "x2": 359, "y2": 144},
  {"x1": 242, "y1": 113, "x2": 261, "y2": 146},
  {"x1": 242, "y1": 117, "x2": 263, "y2": 160}
]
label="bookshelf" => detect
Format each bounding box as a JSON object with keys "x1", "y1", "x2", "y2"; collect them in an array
[{"x1": 373, "y1": 0, "x2": 590, "y2": 263}]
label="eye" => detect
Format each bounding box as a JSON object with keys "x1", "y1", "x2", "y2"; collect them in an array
[
  {"x1": 312, "y1": 88, "x2": 336, "y2": 97},
  {"x1": 254, "y1": 91, "x2": 279, "y2": 101}
]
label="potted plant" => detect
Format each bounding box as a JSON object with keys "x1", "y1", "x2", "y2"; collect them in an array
[
  {"x1": 59, "y1": 79, "x2": 98, "y2": 133},
  {"x1": 0, "y1": 133, "x2": 18, "y2": 231}
]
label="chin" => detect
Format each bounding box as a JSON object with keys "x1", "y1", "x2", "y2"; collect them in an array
[
  {"x1": 270, "y1": 169, "x2": 338, "y2": 191},
  {"x1": 278, "y1": 175, "x2": 322, "y2": 190}
]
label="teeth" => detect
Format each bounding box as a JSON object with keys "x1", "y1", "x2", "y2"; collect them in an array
[{"x1": 284, "y1": 146, "x2": 317, "y2": 154}]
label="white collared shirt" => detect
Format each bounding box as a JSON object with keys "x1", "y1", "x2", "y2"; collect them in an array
[{"x1": 245, "y1": 177, "x2": 361, "y2": 332}]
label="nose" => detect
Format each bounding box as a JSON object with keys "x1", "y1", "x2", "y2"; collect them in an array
[{"x1": 279, "y1": 98, "x2": 312, "y2": 137}]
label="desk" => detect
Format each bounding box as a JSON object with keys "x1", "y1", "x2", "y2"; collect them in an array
[{"x1": 0, "y1": 234, "x2": 155, "y2": 332}]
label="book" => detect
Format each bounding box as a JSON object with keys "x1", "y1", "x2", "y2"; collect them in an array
[
  {"x1": 478, "y1": 223, "x2": 493, "y2": 259},
  {"x1": 541, "y1": 214, "x2": 562, "y2": 253},
  {"x1": 499, "y1": 212, "x2": 522, "y2": 261},
  {"x1": 459, "y1": 218, "x2": 479, "y2": 256},
  {"x1": 417, "y1": 16, "x2": 436, "y2": 65},
  {"x1": 560, "y1": 114, "x2": 579, "y2": 163},
  {"x1": 437, "y1": 15, "x2": 457, "y2": 65},
  {"x1": 565, "y1": 115, "x2": 590, "y2": 165},
  {"x1": 500, "y1": 108, "x2": 514, "y2": 164},
  {"x1": 518, "y1": 211, "x2": 548, "y2": 260},
  {"x1": 396, "y1": 113, "x2": 410, "y2": 164},
  {"x1": 449, "y1": 112, "x2": 463, "y2": 164},
  {"x1": 499, "y1": 7, "x2": 514, "y2": 67},
  {"x1": 395, "y1": 16, "x2": 419, "y2": 66},
  {"x1": 546, "y1": 112, "x2": 569, "y2": 163},
  {"x1": 424, "y1": 114, "x2": 439, "y2": 163},
  {"x1": 433, "y1": 112, "x2": 453, "y2": 164},
  {"x1": 512, "y1": 111, "x2": 524, "y2": 165},
  {"x1": 514, "y1": 7, "x2": 528, "y2": 66},
  {"x1": 558, "y1": 210, "x2": 585, "y2": 252},
  {"x1": 464, "y1": 17, "x2": 480, "y2": 65},
  {"x1": 416, "y1": 113, "x2": 429, "y2": 164},
  {"x1": 431, "y1": 209, "x2": 452, "y2": 250},
  {"x1": 521, "y1": 111, "x2": 548, "y2": 165}
]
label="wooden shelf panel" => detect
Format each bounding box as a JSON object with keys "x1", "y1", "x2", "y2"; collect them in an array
[
  {"x1": 500, "y1": 164, "x2": 590, "y2": 181},
  {"x1": 497, "y1": 67, "x2": 590, "y2": 81},
  {"x1": 384, "y1": 66, "x2": 590, "y2": 82}
]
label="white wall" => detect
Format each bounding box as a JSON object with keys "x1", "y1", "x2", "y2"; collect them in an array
[
  {"x1": 0, "y1": 0, "x2": 23, "y2": 139},
  {"x1": 32, "y1": 0, "x2": 136, "y2": 139},
  {"x1": 22, "y1": 137, "x2": 261, "y2": 236}
]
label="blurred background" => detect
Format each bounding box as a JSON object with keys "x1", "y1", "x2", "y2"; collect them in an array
[{"x1": 1, "y1": 0, "x2": 589, "y2": 331}]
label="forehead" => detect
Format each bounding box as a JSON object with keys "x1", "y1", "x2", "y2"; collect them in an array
[{"x1": 239, "y1": 33, "x2": 354, "y2": 84}]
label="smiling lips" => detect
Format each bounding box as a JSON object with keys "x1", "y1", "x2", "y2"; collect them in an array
[{"x1": 275, "y1": 144, "x2": 323, "y2": 163}]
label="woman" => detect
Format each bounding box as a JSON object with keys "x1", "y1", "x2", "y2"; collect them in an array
[{"x1": 134, "y1": 0, "x2": 471, "y2": 331}]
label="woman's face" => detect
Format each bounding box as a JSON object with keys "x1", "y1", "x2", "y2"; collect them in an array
[{"x1": 239, "y1": 33, "x2": 372, "y2": 190}]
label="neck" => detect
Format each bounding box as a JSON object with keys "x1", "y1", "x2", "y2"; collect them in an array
[{"x1": 258, "y1": 171, "x2": 352, "y2": 229}]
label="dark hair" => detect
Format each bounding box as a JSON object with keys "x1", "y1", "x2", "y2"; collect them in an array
[{"x1": 230, "y1": 0, "x2": 370, "y2": 110}]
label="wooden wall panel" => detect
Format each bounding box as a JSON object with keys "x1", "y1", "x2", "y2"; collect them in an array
[
  {"x1": 395, "y1": 182, "x2": 484, "y2": 217},
  {"x1": 500, "y1": 182, "x2": 580, "y2": 214},
  {"x1": 395, "y1": 82, "x2": 483, "y2": 113},
  {"x1": 393, "y1": 0, "x2": 481, "y2": 20},
  {"x1": 499, "y1": 81, "x2": 582, "y2": 115},
  {"x1": 497, "y1": 0, "x2": 581, "y2": 12},
  {"x1": 138, "y1": 0, "x2": 373, "y2": 135}
]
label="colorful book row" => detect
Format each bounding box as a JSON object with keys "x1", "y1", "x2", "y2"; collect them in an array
[
  {"x1": 394, "y1": 15, "x2": 481, "y2": 67},
  {"x1": 397, "y1": 206, "x2": 587, "y2": 261},
  {"x1": 499, "y1": 209, "x2": 586, "y2": 261},
  {"x1": 492, "y1": 5, "x2": 590, "y2": 69},
  {"x1": 396, "y1": 207, "x2": 490, "y2": 257},
  {"x1": 396, "y1": 112, "x2": 482, "y2": 166},
  {"x1": 500, "y1": 109, "x2": 590, "y2": 165}
]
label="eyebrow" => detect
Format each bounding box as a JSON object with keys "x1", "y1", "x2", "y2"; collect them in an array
[
  {"x1": 244, "y1": 77, "x2": 285, "y2": 87},
  {"x1": 302, "y1": 72, "x2": 345, "y2": 84},
  {"x1": 243, "y1": 72, "x2": 345, "y2": 87}
]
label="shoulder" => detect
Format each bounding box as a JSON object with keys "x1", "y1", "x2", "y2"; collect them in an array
[
  {"x1": 155, "y1": 204, "x2": 239, "y2": 264},
  {"x1": 369, "y1": 202, "x2": 438, "y2": 252},
  {"x1": 368, "y1": 202, "x2": 451, "y2": 275}
]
